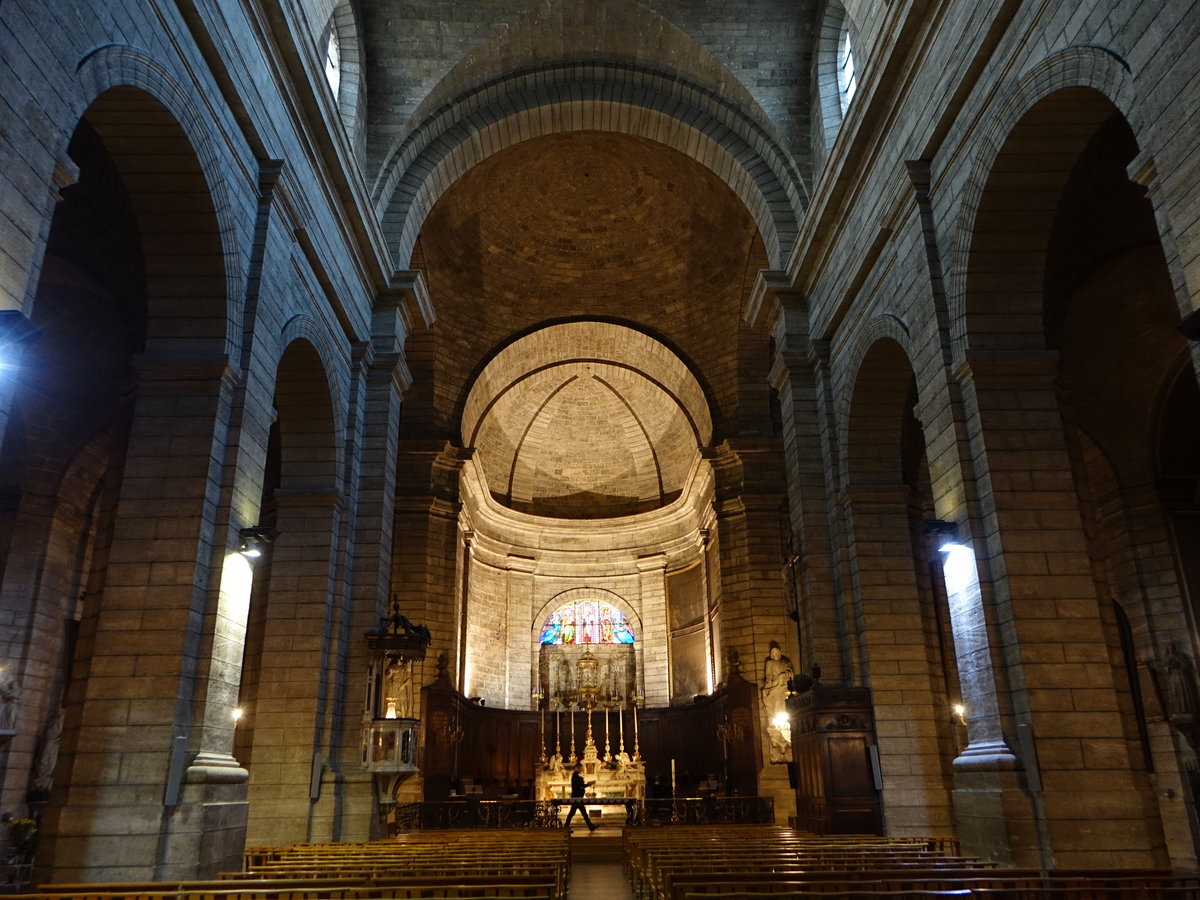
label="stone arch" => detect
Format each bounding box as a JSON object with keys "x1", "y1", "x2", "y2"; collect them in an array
[
  {"x1": 72, "y1": 45, "x2": 241, "y2": 358},
  {"x1": 241, "y1": 336, "x2": 342, "y2": 845},
  {"x1": 272, "y1": 336, "x2": 341, "y2": 493},
  {"x1": 948, "y1": 45, "x2": 1139, "y2": 359},
  {"x1": 842, "y1": 333, "x2": 958, "y2": 834},
  {"x1": 533, "y1": 586, "x2": 643, "y2": 644},
  {"x1": 835, "y1": 315, "x2": 916, "y2": 489},
  {"x1": 815, "y1": 0, "x2": 855, "y2": 154},
  {"x1": 322, "y1": 0, "x2": 366, "y2": 155},
  {"x1": 376, "y1": 63, "x2": 805, "y2": 269},
  {"x1": 277, "y1": 315, "x2": 349, "y2": 459},
  {"x1": 844, "y1": 336, "x2": 917, "y2": 489}
]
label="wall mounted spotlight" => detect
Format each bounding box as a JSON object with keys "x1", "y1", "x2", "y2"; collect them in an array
[
  {"x1": 238, "y1": 525, "x2": 275, "y2": 558},
  {"x1": 923, "y1": 519, "x2": 962, "y2": 551},
  {"x1": 951, "y1": 703, "x2": 967, "y2": 726},
  {"x1": 0, "y1": 310, "x2": 41, "y2": 373}
]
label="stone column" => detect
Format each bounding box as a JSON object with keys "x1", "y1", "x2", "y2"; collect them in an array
[
  {"x1": 841, "y1": 487, "x2": 954, "y2": 835},
  {"x1": 505, "y1": 555, "x2": 537, "y2": 709},
  {"x1": 953, "y1": 353, "x2": 1157, "y2": 867},
  {"x1": 635, "y1": 554, "x2": 668, "y2": 707},
  {"x1": 244, "y1": 487, "x2": 342, "y2": 846},
  {"x1": 39, "y1": 354, "x2": 238, "y2": 882},
  {"x1": 328, "y1": 279, "x2": 421, "y2": 839},
  {"x1": 760, "y1": 287, "x2": 846, "y2": 681}
]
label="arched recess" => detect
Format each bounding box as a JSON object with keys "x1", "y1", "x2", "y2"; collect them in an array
[
  {"x1": 947, "y1": 60, "x2": 1186, "y2": 865},
  {"x1": 241, "y1": 338, "x2": 342, "y2": 847},
  {"x1": 322, "y1": 0, "x2": 367, "y2": 158},
  {"x1": 814, "y1": 0, "x2": 856, "y2": 155},
  {"x1": 949, "y1": 46, "x2": 1139, "y2": 358},
  {"x1": 533, "y1": 587, "x2": 642, "y2": 716},
  {"x1": 376, "y1": 62, "x2": 805, "y2": 269},
  {"x1": 462, "y1": 321, "x2": 713, "y2": 520},
  {"x1": 73, "y1": 47, "x2": 241, "y2": 358},
  {"x1": 15, "y1": 71, "x2": 242, "y2": 878},
  {"x1": 842, "y1": 335, "x2": 957, "y2": 836}
]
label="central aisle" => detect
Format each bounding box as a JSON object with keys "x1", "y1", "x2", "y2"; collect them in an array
[{"x1": 569, "y1": 827, "x2": 634, "y2": 900}]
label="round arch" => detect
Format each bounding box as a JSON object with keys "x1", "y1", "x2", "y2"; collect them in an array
[
  {"x1": 72, "y1": 45, "x2": 241, "y2": 358},
  {"x1": 272, "y1": 337, "x2": 341, "y2": 493},
  {"x1": 376, "y1": 63, "x2": 805, "y2": 269},
  {"x1": 947, "y1": 46, "x2": 1140, "y2": 360},
  {"x1": 836, "y1": 317, "x2": 919, "y2": 489},
  {"x1": 532, "y1": 586, "x2": 643, "y2": 646}
]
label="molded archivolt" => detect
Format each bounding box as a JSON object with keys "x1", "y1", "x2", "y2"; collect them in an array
[
  {"x1": 463, "y1": 322, "x2": 712, "y2": 519},
  {"x1": 372, "y1": 0, "x2": 806, "y2": 270}
]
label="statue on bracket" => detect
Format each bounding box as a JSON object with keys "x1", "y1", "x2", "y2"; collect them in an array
[
  {"x1": 762, "y1": 641, "x2": 794, "y2": 763},
  {"x1": 762, "y1": 642, "x2": 794, "y2": 721}
]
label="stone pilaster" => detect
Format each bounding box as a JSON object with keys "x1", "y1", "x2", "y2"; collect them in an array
[
  {"x1": 761, "y1": 286, "x2": 845, "y2": 681},
  {"x1": 635, "y1": 554, "x2": 668, "y2": 707},
  {"x1": 39, "y1": 355, "x2": 239, "y2": 881},
  {"x1": 244, "y1": 488, "x2": 343, "y2": 846},
  {"x1": 331, "y1": 278, "x2": 421, "y2": 838},
  {"x1": 841, "y1": 487, "x2": 954, "y2": 835},
  {"x1": 954, "y1": 353, "x2": 1157, "y2": 867}
]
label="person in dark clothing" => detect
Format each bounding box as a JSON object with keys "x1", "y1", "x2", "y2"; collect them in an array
[{"x1": 565, "y1": 762, "x2": 596, "y2": 831}]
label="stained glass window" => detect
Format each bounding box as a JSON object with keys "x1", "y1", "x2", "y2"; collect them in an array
[{"x1": 539, "y1": 600, "x2": 635, "y2": 645}]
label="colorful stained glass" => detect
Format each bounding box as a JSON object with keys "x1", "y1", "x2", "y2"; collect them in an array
[{"x1": 540, "y1": 600, "x2": 635, "y2": 645}]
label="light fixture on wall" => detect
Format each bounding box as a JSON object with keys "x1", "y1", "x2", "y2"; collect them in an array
[
  {"x1": 0, "y1": 309, "x2": 41, "y2": 375},
  {"x1": 923, "y1": 519, "x2": 962, "y2": 552},
  {"x1": 238, "y1": 525, "x2": 274, "y2": 558},
  {"x1": 951, "y1": 703, "x2": 967, "y2": 727}
]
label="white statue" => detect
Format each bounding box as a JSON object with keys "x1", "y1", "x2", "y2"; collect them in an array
[
  {"x1": 0, "y1": 678, "x2": 20, "y2": 731},
  {"x1": 761, "y1": 643, "x2": 793, "y2": 722}
]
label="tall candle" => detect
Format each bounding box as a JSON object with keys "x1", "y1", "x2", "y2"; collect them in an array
[{"x1": 604, "y1": 705, "x2": 611, "y2": 759}]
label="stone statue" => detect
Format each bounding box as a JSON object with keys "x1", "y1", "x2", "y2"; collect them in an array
[
  {"x1": 761, "y1": 642, "x2": 793, "y2": 722},
  {"x1": 0, "y1": 678, "x2": 19, "y2": 731}
]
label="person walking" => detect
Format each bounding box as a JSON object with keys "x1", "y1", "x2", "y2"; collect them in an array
[{"x1": 565, "y1": 762, "x2": 597, "y2": 831}]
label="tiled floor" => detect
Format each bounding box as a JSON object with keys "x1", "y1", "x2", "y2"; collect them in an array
[{"x1": 569, "y1": 861, "x2": 635, "y2": 899}]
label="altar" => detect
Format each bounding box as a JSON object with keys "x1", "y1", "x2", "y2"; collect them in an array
[
  {"x1": 535, "y1": 739, "x2": 646, "y2": 803},
  {"x1": 534, "y1": 647, "x2": 646, "y2": 806}
]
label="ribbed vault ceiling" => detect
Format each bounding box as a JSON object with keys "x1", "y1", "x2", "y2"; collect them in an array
[
  {"x1": 413, "y1": 130, "x2": 768, "y2": 439},
  {"x1": 463, "y1": 322, "x2": 712, "y2": 519}
]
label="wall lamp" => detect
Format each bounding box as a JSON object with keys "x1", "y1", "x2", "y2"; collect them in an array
[
  {"x1": 238, "y1": 526, "x2": 275, "y2": 558},
  {"x1": 0, "y1": 310, "x2": 41, "y2": 372},
  {"x1": 923, "y1": 519, "x2": 962, "y2": 551},
  {"x1": 952, "y1": 703, "x2": 967, "y2": 726}
]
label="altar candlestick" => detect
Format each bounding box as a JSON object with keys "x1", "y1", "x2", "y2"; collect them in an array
[
  {"x1": 633, "y1": 701, "x2": 641, "y2": 761},
  {"x1": 570, "y1": 707, "x2": 577, "y2": 762},
  {"x1": 619, "y1": 701, "x2": 626, "y2": 754},
  {"x1": 604, "y1": 705, "x2": 611, "y2": 759},
  {"x1": 539, "y1": 702, "x2": 546, "y2": 763}
]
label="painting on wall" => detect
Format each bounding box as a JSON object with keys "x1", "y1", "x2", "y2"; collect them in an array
[{"x1": 670, "y1": 626, "x2": 707, "y2": 703}]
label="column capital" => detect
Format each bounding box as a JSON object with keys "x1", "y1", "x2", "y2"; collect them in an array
[
  {"x1": 955, "y1": 351, "x2": 1058, "y2": 389},
  {"x1": 635, "y1": 553, "x2": 666, "y2": 574},
  {"x1": 133, "y1": 352, "x2": 237, "y2": 388},
  {"x1": 745, "y1": 269, "x2": 803, "y2": 330},
  {"x1": 506, "y1": 553, "x2": 537, "y2": 574},
  {"x1": 1126, "y1": 149, "x2": 1159, "y2": 197},
  {"x1": 378, "y1": 269, "x2": 435, "y2": 335}
]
